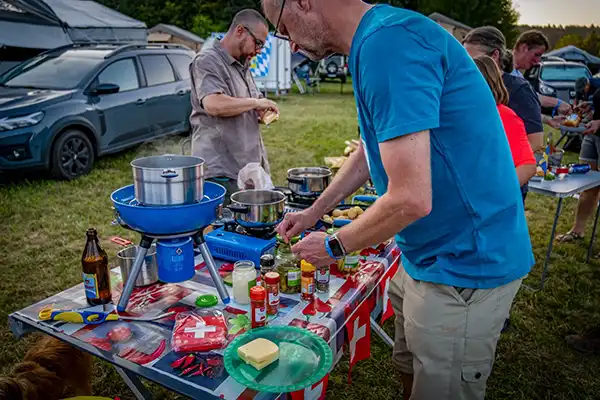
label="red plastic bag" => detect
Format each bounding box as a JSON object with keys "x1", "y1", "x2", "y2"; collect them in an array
[{"x1": 172, "y1": 311, "x2": 228, "y2": 353}]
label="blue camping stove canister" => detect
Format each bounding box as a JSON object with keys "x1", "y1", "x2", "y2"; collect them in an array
[{"x1": 156, "y1": 237, "x2": 195, "y2": 283}]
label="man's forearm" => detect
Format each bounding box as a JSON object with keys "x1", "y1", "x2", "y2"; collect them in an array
[
  {"x1": 203, "y1": 94, "x2": 257, "y2": 117},
  {"x1": 539, "y1": 94, "x2": 558, "y2": 108},
  {"x1": 528, "y1": 132, "x2": 544, "y2": 152},
  {"x1": 309, "y1": 146, "x2": 370, "y2": 216}
]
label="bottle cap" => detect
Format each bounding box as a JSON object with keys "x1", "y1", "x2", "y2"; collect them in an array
[
  {"x1": 260, "y1": 254, "x2": 275, "y2": 267},
  {"x1": 301, "y1": 260, "x2": 316, "y2": 272},
  {"x1": 250, "y1": 285, "x2": 266, "y2": 301},
  {"x1": 195, "y1": 294, "x2": 218, "y2": 308},
  {"x1": 265, "y1": 272, "x2": 280, "y2": 285}
]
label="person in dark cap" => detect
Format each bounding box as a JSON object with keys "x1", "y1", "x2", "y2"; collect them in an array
[{"x1": 574, "y1": 76, "x2": 600, "y2": 109}]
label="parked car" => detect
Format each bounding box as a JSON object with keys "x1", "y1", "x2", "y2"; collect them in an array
[
  {"x1": 0, "y1": 43, "x2": 194, "y2": 180},
  {"x1": 319, "y1": 54, "x2": 348, "y2": 83},
  {"x1": 525, "y1": 60, "x2": 593, "y2": 105}
]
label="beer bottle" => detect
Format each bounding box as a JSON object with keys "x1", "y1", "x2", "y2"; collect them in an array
[{"x1": 82, "y1": 228, "x2": 112, "y2": 305}]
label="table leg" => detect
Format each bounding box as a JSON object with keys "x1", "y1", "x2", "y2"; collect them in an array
[
  {"x1": 370, "y1": 317, "x2": 394, "y2": 348},
  {"x1": 555, "y1": 132, "x2": 570, "y2": 148},
  {"x1": 526, "y1": 197, "x2": 563, "y2": 291},
  {"x1": 587, "y1": 201, "x2": 600, "y2": 263},
  {"x1": 114, "y1": 366, "x2": 153, "y2": 400}
]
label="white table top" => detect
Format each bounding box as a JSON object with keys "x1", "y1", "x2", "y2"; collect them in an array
[{"x1": 529, "y1": 171, "x2": 600, "y2": 198}]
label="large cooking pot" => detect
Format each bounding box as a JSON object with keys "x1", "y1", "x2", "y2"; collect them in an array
[
  {"x1": 287, "y1": 167, "x2": 332, "y2": 197},
  {"x1": 228, "y1": 190, "x2": 286, "y2": 228},
  {"x1": 131, "y1": 155, "x2": 204, "y2": 206}
]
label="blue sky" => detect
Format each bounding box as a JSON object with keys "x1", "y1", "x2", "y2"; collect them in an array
[{"x1": 513, "y1": 0, "x2": 599, "y2": 25}]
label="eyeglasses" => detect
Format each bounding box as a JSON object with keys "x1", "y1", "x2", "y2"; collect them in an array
[
  {"x1": 243, "y1": 26, "x2": 265, "y2": 50},
  {"x1": 273, "y1": 0, "x2": 289, "y2": 41}
]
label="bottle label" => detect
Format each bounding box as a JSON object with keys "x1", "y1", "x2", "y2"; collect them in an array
[
  {"x1": 287, "y1": 270, "x2": 300, "y2": 287},
  {"x1": 268, "y1": 291, "x2": 280, "y2": 306},
  {"x1": 317, "y1": 268, "x2": 330, "y2": 283},
  {"x1": 301, "y1": 277, "x2": 314, "y2": 295},
  {"x1": 254, "y1": 305, "x2": 267, "y2": 322},
  {"x1": 83, "y1": 272, "x2": 99, "y2": 299},
  {"x1": 344, "y1": 254, "x2": 359, "y2": 268}
]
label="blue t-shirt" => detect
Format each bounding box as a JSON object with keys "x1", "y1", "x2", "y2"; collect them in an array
[{"x1": 349, "y1": 5, "x2": 534, "y2": 289}]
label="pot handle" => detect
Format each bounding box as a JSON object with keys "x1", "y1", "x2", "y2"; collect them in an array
[
  {"x1": 161, "y1": 169, "x2": 179, "y2": 179},
  {"x1": 227, "y1": 205, "x2": 250, "y2": 214},
  {"x1": 287, "y1": 177, "x2": 304, "y2": 184}
]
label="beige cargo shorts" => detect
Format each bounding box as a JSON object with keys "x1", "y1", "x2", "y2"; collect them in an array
[{"x1": 388, "y1": 263, "x2": 522, "y2": 400}]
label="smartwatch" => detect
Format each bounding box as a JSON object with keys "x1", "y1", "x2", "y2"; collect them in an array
[{"x1": 326, "y1": 232, "x2": 347, "y2": 260}]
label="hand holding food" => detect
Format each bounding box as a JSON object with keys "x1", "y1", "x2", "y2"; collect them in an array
[{"x1": 562, "y1": 113, "x2": 582, "y2": 128}]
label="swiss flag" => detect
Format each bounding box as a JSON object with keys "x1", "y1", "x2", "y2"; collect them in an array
[
  {"x1": 290, "y1": 374, "x2": 329, "y2": 400},
  {"x1": 344, "y1": 299, "x2": 371, "y2": 382},
  {"x1": 380, "y1": 259, "x2": 400, "y2": 324}
]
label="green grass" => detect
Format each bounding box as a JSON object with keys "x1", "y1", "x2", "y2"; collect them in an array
[{"x1": 2, "y1": 83, "x2": 600, "y2": 399}]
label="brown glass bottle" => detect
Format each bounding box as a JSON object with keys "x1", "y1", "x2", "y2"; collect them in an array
[{"x1": 82, "y1": 228, "x2": 112, "y2": 305}]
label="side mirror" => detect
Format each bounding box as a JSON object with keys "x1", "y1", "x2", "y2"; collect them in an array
[{"x1": 94, "y1": 83, "x2": 120, "y2": 95}]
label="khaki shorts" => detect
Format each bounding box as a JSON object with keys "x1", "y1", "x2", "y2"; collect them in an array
[{"x1": 388, "y1": 263, "x2": 522, "y2": 400}]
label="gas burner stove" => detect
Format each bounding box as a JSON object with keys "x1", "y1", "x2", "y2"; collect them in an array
[{"x1": 286, "y1": 192, "x2": 318, "y2": 210}]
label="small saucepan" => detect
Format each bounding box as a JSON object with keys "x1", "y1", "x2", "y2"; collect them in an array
[
  {"x1": 228, "y1": 189, "x2": 286, "y2": 229},
  {"x1": 287, "y1": 167, "x2": 332, "y2": 197}
]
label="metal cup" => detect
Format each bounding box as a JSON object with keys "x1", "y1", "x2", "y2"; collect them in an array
[{"x1": 118, "y1": 244, "x2": 159, "y2": 287}]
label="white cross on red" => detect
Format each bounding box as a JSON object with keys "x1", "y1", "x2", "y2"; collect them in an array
[
  {"x1": 382, "y1": 278, "x2": 390, "y2": 316},
  {"x1": 304, "y1": 382, "x2": 324, "y2": 400},
  {"x1": 349, "y1": 317, "x2": 366, "y2": 363},
  {"x1": 184, "y1": 321, "x2": 217, "y2": 338}
]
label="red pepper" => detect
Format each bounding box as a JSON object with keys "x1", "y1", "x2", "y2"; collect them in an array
[
  {"x1": 190, "y1": 363, "x2": 205, "y2": 377},
  {"x1": 170, "y1": 354, "x2": 189, "y2": 369},
  {"x1": 182, "y1": 354, "x2": 195, "y2": 368},
  {"x1": 206, "y1": 358, "x2": 221, "y2": 366},
  {"x1": 180, "y1": 363, "x2": 200, "y2": 376}
]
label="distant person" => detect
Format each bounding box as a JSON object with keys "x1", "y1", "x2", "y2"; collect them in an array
[
  {"x1": 512, "y1": 30, "x2": 572, "y2": 115},
  {"x1": 574, "y1": 76, "x2": 600, "y2": 109},
  {"x1": 474, "y1": 55, "x2": 536, "y2": 189},
  {"x1": 189, "y1": 9, "x2": 279, "y2": 202}
]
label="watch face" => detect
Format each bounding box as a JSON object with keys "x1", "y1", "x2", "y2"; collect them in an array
[{"x1": 329, "y1": 237, "x2": 344, "y2": 258}]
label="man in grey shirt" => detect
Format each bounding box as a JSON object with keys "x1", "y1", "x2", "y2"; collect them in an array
[{"x1": 190, "y1": 9, "x2": 279, "y2": 201}]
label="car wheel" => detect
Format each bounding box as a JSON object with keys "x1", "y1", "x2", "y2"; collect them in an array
[
  {"x1": 51, "y1": 130, "x2": 95, "y2": 180},
  {"x1": 326, "y1": 62, "x2": 338, "y2": 75}
]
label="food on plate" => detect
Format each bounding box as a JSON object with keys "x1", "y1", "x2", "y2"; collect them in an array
[
  {"x1": 562, "y1": 113, "x2": 582, "y2": 128},
  {"x1": 536, "y1": 166, "x2": 545, "y2": 177},
  {"x1": 237, "y1": 338, "x2": 280, "y2": 370},
  {"x1": 323, "y1": 206, "x2": 364, "y2": 223}
]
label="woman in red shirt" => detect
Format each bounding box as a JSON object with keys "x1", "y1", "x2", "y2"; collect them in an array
[{"x1": 474, "y1": 55, "x2": 536, "y2": 190}]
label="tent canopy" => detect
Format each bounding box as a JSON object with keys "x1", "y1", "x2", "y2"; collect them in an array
[
  {"x1": 0, "y1": 0, "x2": 147, "y2": 49},
  {"x1": 546, "y1": 45, "x2": 600, "y2": 66}
]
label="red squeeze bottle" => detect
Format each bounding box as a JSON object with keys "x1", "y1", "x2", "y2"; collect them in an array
[{"x1": 250, "y1": 286, "x2": 267, "y2": 328}]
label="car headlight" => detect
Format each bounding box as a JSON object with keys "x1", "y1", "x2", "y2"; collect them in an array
[
  {"x1": 539, "y1": 83, "x2": 556, "y2": 96},
  {"x1": 0, "y1": 111, "x2": 44, "y2": 131}
]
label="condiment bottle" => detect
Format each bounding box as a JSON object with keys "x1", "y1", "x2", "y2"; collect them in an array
[
  {"x1": 316, "y1": 264, "x2": 330, "y2": 293},
  {"x1": 232, "y1": 260, "x2": 256, "y2": 305},
  {"x1": 265, "y1": 272, "x2": 280, "y2": 315},
  {"x1": 275, "y1": 235, "x2": 301, "y2": 294},
  {"x1": 259, "y1": 254, "x2": 276, "y2": 286},
  {"x1": 343, "y1": 250, "x2": 360, "y2": 275},
  {"x1": 300, "y1": 260, "x2": 316, "y2": 302},
  {"x1": 250, "y1": 286, "x2": 267, "y2": 328},
  {"x1": 82, "y1": 228, "x2": 112, "y2": 305}
]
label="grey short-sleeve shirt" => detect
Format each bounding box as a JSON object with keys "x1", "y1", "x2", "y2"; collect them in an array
[{"x1": 189, "y1": 40, "x2": 269, "y2": 180}]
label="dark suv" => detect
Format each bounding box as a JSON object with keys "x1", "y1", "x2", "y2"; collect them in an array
[
  {"x1": 0, "y1": 43, "x2": 194, "y2": 179},
  {"x1": 525, "y1": 60, "x2": 592, "y2": 105}
]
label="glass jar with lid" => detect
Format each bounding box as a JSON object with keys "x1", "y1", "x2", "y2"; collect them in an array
[
  {"x1": 275, "y1": 235, "x2": 301, "y2": 294},
  {"x1": 232, "y1": 260, "x2": 256, "y2": 305}
]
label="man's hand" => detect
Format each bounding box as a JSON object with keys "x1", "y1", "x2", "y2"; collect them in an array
[
  {"x1": 254, "y1": 98, "x2": 279, "y2": 113},
  {"x1": 558, "y1": 101, "x2": 572, "y2": 115},
  {"x1": 584, "y1": 120, "x2": 600, "y2": 135},
  {"x1": 574, "y1": 102, "x2": 592, "y2": 114},
  {"x1": 545, "y1": 115, "x2": 566, "y2": 129},
  {"x1": 291, "y1": 232, "x2": 334, "y2": 266},
  {"x1": 276, "y1": 208, "x2": 321, "y2": 242}
]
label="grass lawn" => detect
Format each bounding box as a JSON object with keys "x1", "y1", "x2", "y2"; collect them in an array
[{"x1": 2, "y1": 83, "x2": 600, "y2": 399}]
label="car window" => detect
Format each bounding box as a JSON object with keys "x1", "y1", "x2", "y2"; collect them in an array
[
  {"x1": 0, "y1": 53, "x2": 102, "y2": 90},
  {"x1": 140, "y1": 55, "x2": 176, "y2": 86},
  {"x1": 167, "y1": 54, "x2": 192, "y2": 80},
  {"x1": 97, "y1": 58, "x2": 139, "y2": 92},
  {"x1": 541, "y1": 65, "x2": 592, "y2": 82}
]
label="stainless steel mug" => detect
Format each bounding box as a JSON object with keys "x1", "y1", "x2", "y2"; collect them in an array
[{"x1": 117, "y1": 244, "x2": 159, "y2": 287}]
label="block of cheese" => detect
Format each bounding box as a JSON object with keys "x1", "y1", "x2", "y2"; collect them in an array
[{"x1": 237, "y1": 338, "x2": 280, "y2": 370}]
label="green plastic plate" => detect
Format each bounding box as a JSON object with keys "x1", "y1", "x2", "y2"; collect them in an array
[{"x1": 223, "y1": 326, "x2": 333, "y2": 393}]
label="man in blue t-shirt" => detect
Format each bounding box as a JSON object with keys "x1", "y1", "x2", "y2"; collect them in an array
[{"x1": 263, "y1": 1, "x2": 534, "y2": 399}]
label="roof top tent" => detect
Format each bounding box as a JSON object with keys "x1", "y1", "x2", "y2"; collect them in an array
[
  {"x1": 0, "y1": 0, "x2": 147, "y2": 74},
  {"x1": 148, "y1": 24, "x2": 204, "y2": 52},
  {"x1": 545, "y1": 45, "x2": 600, "y2": 74},
  {"x1": 209, "y1": 33, "x2": 292, "y2": 96}
]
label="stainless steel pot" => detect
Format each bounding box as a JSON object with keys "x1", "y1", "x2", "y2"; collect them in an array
[
  {"x1": 228, "y1": 190, "x2": 286, "y2": 228},
  {"x1": 131, "y1": 155, "x2": 205, "y2": 205},
  {"x1": 117, "y1": 245, "x2": 159, "y2": 287},
  {"x1": 287, "y1": 167, "x2": 332, "y2": 197}
]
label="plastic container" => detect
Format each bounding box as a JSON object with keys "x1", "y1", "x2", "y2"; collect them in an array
[
  {"x1": 275, "y1": 235, "x2": 301, "y2": 294},
  {"x1": 300, "y1": 261, "x2": 316, "y2": 302},
  {"x1": 250, "y1": 286, "x2": 267, "y2": 329},
  {"x1": 233, "y1": 261, "x2": 257, "y2": 305},
  {"x1": 265, "y1": 272, "x2": 280, "y2": 315}
]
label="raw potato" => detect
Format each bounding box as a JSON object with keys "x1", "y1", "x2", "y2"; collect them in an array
[
  {"x1": 332, "y1": 209, "x2": 343, "y2": 217},
  {"x1": 323, "y1": 215, "x2": 333, "y2": 224},
  {"x1": 346, "y1": 208, "x2": 358, "y2": 220},
  {"x1": 354, "y1": 206, "x2": 364, "y2": 215}
]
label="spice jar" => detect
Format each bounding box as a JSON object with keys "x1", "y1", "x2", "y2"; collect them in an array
[
  {"x1": 301, "y1": 260, "x2": 316, "y2": 302},
  {"x1": 264, "y1": 272, "x2": 280, "y2": 316},
  {"x1": 343, "y1": 250, "x2": 360, "y2": 275},
  {"x1": 259, "y1": 254, "x2": 276, "y2": 286},
  {"x1": 316, "y1": 264, "x2": 330, "y2": 293},
  {"x1": 232, "y1": 260, "x2": 256, "y2": 305},
  {"x1": 275, "y1": 235, "x2": 301, "y2": 294},
  {"x1": 250, "y1": 286, "x2": 267, "y2": 328}
]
